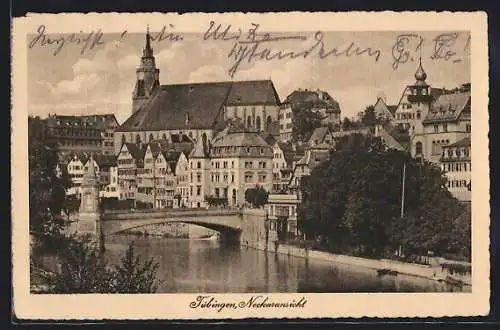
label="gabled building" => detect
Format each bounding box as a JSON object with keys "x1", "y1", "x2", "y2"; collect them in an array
[
  {"x1": 277, "y1": 103, "x2": 293, "y2": 142},
  {"x1": 308, "y1": 126, "x2": 335, "y2": 147},
  {"x1": 271, "y1": 141, "x2": 304, "y2": 193},
  {"x1": 440, "y1": 137, "x2": 471, "y2": 202},
  {"x1": 45, "y1": 114, "x2": 119, "y2": 157},
  {"x1": 393, "y1": 60, "x2": 452, "y2": 133},
  {"x1": 174, "y1": 152, "x2": 190, "y2": 208},
  {"x1": 117, "y1": 143, "x2": 145, "y2": 201},
  {"x1": 373, "y1": 97, "x2": 397, "y2": 123},
  {"x1": 412, "y1": 86, "x2": 471, "y2": 164},
  {"x1": 207, "y1": 127, "x2": 274, "y2": 207}
]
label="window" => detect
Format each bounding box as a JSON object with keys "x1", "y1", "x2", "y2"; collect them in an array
[
  {"x1": 256, "y1": 116, "x2": 261, "y2": 131},
  {"x1": 121, "y1": 134, "x2": 126, "y2": 145},
  {"x1": 245, "y1": 172, "x2": 254, "y2": 183},
  {"x1": 416, "y1": 111, "x2": 421, "y2": 120},
  {"x1": 231, "y1": 161, "x2": 234, "y2": 168},
  {"x1": 466, "y1": 124, "x2": 471, "y2": 132},
  {"x1": 223, "y1": 161, "x2": 228, "y2": 168},
  {"x1": 443, "y1": 124, "x2": 448, "y2": 133},
  {"x1": 415, "y1": 142, "x2": 423, "y2": 155},
  {"x1": 149, "y1": 133, "x2": 154, "y2": 142},
  {"x1": 197, "y1": 174, "x2": 201, "y2": 182},
  {"x1": 433, "y1": 125, "x2": 439, "y2": 133},
  {"x1": 197, "y1": 161, "x2": 201, "y2": 169},
  {"x1": 196, "y1": 186, "x2": 201, "y2": 196},
  {"x1": 260, "y1": 147, "x2": 264, "y2": 155}
]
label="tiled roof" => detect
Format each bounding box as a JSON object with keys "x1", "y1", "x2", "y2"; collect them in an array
[
  {"x1": 277, "y1": 141, "x2": 304, "y2": 166},
  {"x1": 308, "y1": 127, "x2": 330, "y2": 145},
  {"x1": 47, "y1": 114, "x2": 118, "y2": 130},
  {"x1": 423, "y1": 91, "x2": 471, "y2": 124},
  {"x1": 212, "y1": 130, "x2": 270, "y2": 148},
  {"x1": 117, "y1": 80, "x2": 280, "y2": 132},
  {"x1": 331, "y1": 128, "x2": 371, "y2": 138},
  {"x1": 446, "y1": 136, "x2": 471, "y2": 148},
  {"x1": 122, "y1": 142, "x2": 146, "y2": 161}
]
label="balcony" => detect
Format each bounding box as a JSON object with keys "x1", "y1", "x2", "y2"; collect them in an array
[{"x1": 407, "y1": 94, "x2": 433, "y2": 103}]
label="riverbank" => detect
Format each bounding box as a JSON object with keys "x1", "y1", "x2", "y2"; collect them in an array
[{"x1": 244, "y1": 240, "x2": 471, "y2": 287}]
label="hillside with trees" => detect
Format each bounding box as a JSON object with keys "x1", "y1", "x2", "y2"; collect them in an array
[{"x1": 298, "y1": 133, "x2": 470, "y2": 261}]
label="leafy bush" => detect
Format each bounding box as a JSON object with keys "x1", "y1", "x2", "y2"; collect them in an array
[{"x1": 48, "y1": 236, "x2": 161, "y2": 293}]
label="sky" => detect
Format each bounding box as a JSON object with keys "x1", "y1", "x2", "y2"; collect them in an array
[{"x1": 27, "y1": 30, "x2": 471, "y2": 124}]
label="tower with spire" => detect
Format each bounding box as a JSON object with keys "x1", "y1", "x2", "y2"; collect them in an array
[
  {"x1": 394, "y1": 58, "x2": 434, "y2": 134},
  {"x1": 132, "y1": 26, "x2": 161, "y2": 114}
]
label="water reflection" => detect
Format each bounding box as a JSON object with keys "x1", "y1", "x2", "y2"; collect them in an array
[{"x1": 103, "y1": 235, "x2": 470, "y2": 293}]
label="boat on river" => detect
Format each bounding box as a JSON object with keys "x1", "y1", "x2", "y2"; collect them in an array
[{"x1": 377, "y1": 268, "x2": 399, "y2": 276}]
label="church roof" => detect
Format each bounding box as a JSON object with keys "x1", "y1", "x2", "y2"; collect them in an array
[{"x1": 118, "y1": 80, "x2": 281, "y2": 132}]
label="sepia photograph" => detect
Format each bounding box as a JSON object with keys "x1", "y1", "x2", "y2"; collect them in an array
[{"x1": 12, "y1": 12, "x2": 489, "y2": 319}]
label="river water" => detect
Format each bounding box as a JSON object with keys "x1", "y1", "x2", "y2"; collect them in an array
[{"x1": 100, "y1": 234, "x2": 469, "y2": 293}]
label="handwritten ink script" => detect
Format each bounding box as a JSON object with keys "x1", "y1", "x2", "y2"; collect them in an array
[
  {"x1": 28, "y1": 25, "x2": 105, "y2": 56},
  {"x1": 391, "y1": 32, "x2": 470, "y2": 70},
  {"x1": 189, "y1": 295, "x2": 307, "y2": 313},
  {"x1": 204, "y1": 22, "x2": 382, "y2": 78},
  {"x1": 28, "y1": 23, "x2": 470, "y2": 76},
  {"x1": 28, "y1": 24, "x2": 183, "y2": 56}
]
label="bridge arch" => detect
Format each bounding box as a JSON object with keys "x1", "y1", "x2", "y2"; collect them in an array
[{"x1": 100, "y1": 209, "x2": 243, "y2": 241}]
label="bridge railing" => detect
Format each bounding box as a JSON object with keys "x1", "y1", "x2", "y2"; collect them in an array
[{"x1": 102, "y1": 206, "x2": 242, "y2": 215}]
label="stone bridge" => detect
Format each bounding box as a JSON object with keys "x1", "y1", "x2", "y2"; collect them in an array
[{"x1": 100, "y1": 208, "x2": 243, "y2": 241}]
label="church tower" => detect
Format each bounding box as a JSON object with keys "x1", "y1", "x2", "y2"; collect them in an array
[
  {"x1": 132, "y1": 27, "x2": 160, "y2": 114},
  {"x1": 407, "y1": 58, "x2": 433, "y2": 134}
]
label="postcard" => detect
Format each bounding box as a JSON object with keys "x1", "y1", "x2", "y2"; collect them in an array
[{"x1": 12, "y1": 11, "x2": 489, "y2": 319}]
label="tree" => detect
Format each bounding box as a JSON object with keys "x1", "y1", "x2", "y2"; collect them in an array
[
  {"x1": 49, "y1": 236, "x2": 115, "y2": 293},
  {"x1": 113, "y1": 242, "x2": 161, "y2": 293},
  {"x1": 48, "y1": 237, "x2": 161, "y2": 293},
  {"x1": 291, "y1": 103, "x2": 324, "y2": 142},
  {"x1": 245, "y1": 185, "x2": 269, "y2": 208},
  {"x1": 361, "y1": 105, "x2": 376, "y2": 128},
  {"x1": 298, "y1": 133, "x2": 468, "y2": 259},
  {"x1": 29, "y1": 116, "x2": 71, "y2": 246},
  {"x1": 341, "y1": 117, "x2": 362, "y2": 131}
]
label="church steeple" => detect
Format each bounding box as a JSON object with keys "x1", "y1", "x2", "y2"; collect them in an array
[
  {"x1": 143, "y1": 25, "x2": 154, "y2": 58},
  {"x1": 132, "y1": 27, "x2": 161, "y2": 114},
  {"x1": 414, "y1": 57, "x2": 427, "y2": 83}
]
